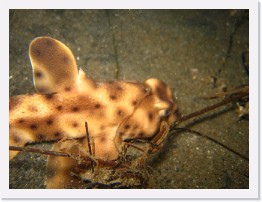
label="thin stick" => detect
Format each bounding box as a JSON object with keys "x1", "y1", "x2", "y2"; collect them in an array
[
  {"x1": 9, "y1": 145, "x2": 72, "y2": 158},
  {"x1": 174, "y1": 90, "x2": 248, "y2": 125},
  {"x1": 9, "y1": 145, "x2": 129, "y2": 168},
  {"x1": 124, "y1": 142, "x2": 146, "y2": 153},
  {"x1": 85, "y1": 122, "x2": 94, "y2": 173}
]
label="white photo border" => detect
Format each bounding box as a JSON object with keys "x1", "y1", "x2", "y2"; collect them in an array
[{"x1": 0, "y1": 0, "x2": 259, "y2": 199}]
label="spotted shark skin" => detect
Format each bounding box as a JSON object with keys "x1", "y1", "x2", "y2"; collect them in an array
[{"x1": 9, "y1": 36, "x2": 178, "y2": 188}]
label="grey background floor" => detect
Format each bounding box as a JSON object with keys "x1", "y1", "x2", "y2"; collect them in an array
[{"x1": 9, "y1": 9, "x2": 249, "y2": 189}]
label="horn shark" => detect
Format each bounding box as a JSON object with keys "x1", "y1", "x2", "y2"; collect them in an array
[{"x1": 9, "y1": 37, "x2": 179, "y2": 188}]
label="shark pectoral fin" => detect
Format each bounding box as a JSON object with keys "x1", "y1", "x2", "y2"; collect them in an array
[
  {"x1": 29, "y1": 37, "x2": 78, "y2": 94},
  {"x1": 46, "y1": 139, "x2": 87, "y2": 189},
  {"x1": 9, "y1": 128, "x2": 35, "y2": 159}
]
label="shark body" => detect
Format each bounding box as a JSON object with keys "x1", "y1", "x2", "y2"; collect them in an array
[{"x1": 9, "y1": 37, "x2": 178, "y2": 188}]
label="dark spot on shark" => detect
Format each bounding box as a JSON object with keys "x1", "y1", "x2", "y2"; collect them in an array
[
  {"x1": 79, "y1": 138, "x2": 86, "y2": 144},
  {"x1": 95, "y1": 103, "x2": 101, "y2": 109},
  {"x1": 44, "y1": 39, "x2": 53, "y2": 47},
  {"x1": 28, "y1": 106, "x2": 38, "y2": 112},
  {"x1": 72, "y1": 106, "x2": 79, "y2": 112},
  {"x1": 124, "y1": 125, "x2": 130, "y2": 130},
  {"x1": 116, "y1": 85, "x2": 123, "y2": 91},
  {"x1": 9, "y1": 96, "x2": 21, "y2": 111},
  {"x1": 33, "y1": 49, "x2": 41, "y2": 57},
  {"x1": 72, "y1": 122, "x2": 78, "y2": 128},
  {"x1": 18, "y1": 119, "x2": 25, "y2": 124},
  {"x1": 45, "y1": 94, "x2": 54, "y2": 100},
  {"x1": 100, "y1": 137, "x2": 106, "y2": 143},
  {"x1": 30, "y1": 124, "x2": 38, "y2": 130},
  {"x1": 138, "y1": 132, "x2": 144, "y2": 138},
  {"x1": 117, "y1": 109, "x2": 124, "y2": 117},
  {"x1": 110, "y1": 95, "x2": 117, "y2": 100},
  {"x1": 132, "y1": 100, "x2": 138, "y2": 106},
  {"x1": 156, "y1": 87, "x2": 162, "y2": 95},
  {"x1": 13, "y1": 136, "x2": 20, "y2": 143},
  {"x1": 64, "y1": 86, "x2": 71, "y2": 92},
  {"x1": 100, "y1": 125, "x2": 105, "y2": 130},
  {"x1": 148, "y1": 112, "x2": 154, "y2": 121},
  {"x1": 37, "y1": 134, "x2": 44, "y2": 140},
  {"x1": 119, "y1": 132, "x2": 124, "y2": 136},
  {"x1": 47, "y1": 119, "x2": 53, "y2": 125},
  {"x1": 56, "y1": 105, "x2": 63, "y2": 111},
  {"x1": 63, "y1": 56, "x2": 69, "y2": 64},
  {"x1": 54, "y1": 132, "x2": 61, "y2": 137},
  {"x1": 35, "y1": 70, "x2": 43, "y2": 78}
]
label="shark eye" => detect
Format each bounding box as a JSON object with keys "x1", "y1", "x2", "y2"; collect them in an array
[{"x1": 159, "y1": 109, "x2": 171, "y2": 117}]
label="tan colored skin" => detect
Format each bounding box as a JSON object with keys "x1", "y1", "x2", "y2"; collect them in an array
[{"x1": 9, "y1": 37, "x2": 179, "y2": 188}]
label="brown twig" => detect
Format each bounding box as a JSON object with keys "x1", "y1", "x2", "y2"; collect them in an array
[
  {"x1": 9, "y1": 145, "x2": 73, "y2": 158},
  {"x1": 85, "y1": 122, "x2": 94, "y2": 173},
  {"x1": 9, "y1": 145, "x2": 128, "y2": 168},
  {"x1": 174, "y1": 89, "x2": 248, "y2": 125}
]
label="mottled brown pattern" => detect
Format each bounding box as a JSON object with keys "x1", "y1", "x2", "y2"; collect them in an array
[{"x1": 9, "y1": 37, "x2": 178, "y2": 189}]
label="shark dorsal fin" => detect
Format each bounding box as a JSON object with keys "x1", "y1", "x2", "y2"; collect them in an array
[{"x1": 29, "y1": 36, "x2": 78, "y2": 94}]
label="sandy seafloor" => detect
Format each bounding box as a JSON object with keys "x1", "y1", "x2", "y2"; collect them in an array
[{"x1": 9, "y1": 10, "x2": 249, "y2": 189}]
